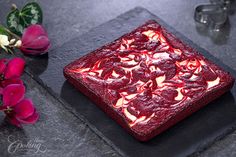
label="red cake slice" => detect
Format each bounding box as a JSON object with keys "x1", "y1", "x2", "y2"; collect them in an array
[{"x1": 63, "y1": 20, "x2": 235, "y2": 141}]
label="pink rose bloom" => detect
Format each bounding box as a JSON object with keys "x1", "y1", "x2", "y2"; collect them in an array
[
  {"x1": 20, "y1": 24, "x2": 50, "y2": 55},
  {"x1": 0, "y1": 84, "x2": 39, "y2": 127},
  {"x1": 0, "y1": 58, "x2": 25, "y2": 89}
]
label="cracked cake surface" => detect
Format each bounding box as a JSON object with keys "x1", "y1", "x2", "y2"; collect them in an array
[{"x1": 64, "y1": 20, "x2": 235, "y2": 141}]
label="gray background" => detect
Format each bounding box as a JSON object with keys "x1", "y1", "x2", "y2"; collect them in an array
[{"x1": 0, "y1": 0, "x2": 236, "y2": 157}]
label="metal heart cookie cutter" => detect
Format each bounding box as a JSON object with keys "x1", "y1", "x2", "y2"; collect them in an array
[{"x1": 194, "y1": 0, "x2": 231, "y2": 30}]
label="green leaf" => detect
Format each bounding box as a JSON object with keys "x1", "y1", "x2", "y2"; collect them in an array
[
  {"x1": 6, "y1": 9, "x2": 21, "y2": 35},
  {"x1": 20, "y1": 2, "x2": 43, "y2": 26},
  {"x1": 0, "y1": 25, "x2": 9, "y2": 36},
  {"x1": 6, "y1": 2, "x2": 43, "y2": 36}
]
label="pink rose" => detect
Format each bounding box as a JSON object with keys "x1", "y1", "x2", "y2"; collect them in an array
[
  {"x1": 0, "y1": 58, "x2": 25, "y2": 89},
  {"x1": 20, "y1": 24, "x2": 50, "y2": 55},
  {"x1": 0, "y1": 84, "x2": 39, "y2": 127}
]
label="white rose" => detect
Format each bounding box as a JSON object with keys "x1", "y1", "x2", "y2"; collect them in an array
[{"x1": 0, "y1": 34, "x2": 10, "y2": 51}]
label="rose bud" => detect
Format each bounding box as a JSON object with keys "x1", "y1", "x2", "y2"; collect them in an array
[{"x1": 20, "y1": 24, "x2": 50, "y2": 55}]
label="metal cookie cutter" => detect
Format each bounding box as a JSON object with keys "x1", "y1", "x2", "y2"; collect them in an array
[
  {"x1": 210, "y1": 0, "x2": 232, "y2": 11},
  {"x1": 194, "y1": 0, "x2": 231, "y2": 30}
]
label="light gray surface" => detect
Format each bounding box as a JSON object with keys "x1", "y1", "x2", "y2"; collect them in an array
[{"x1": 0, "y1": 0, "x2": 236, "y2": 156}]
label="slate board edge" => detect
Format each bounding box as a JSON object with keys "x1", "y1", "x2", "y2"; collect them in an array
[{"x1": 24, "y1": 6, "x2": 236, "y2": 157}]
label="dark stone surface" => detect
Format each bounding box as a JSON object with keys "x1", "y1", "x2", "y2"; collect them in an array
[
  {"x1": 22, "y1": 6, "x2": 236, "y2": 157},
  {"x1": 0, "y1": 0, "x2": 236, "y2": 157},
  {"x1": 0, "y1": 74, "x2": 120, "y2": 157}
]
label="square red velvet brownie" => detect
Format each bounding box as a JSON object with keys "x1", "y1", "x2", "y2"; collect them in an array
[{"x1": 64, "y1": 20, "x2": 235, "y2": 141}]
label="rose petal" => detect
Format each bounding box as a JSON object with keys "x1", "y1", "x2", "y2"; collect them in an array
[
  {"x1": 0, "y1": 78, "x2": 23, "y2": 88},
  {"x1": 0, "y1": 59, "x2": 7, "y2": 74},
  {"x1": 22, "y1": 36, "x2": 50, "y2": 49},
  {"x1": 17, "y1": 110, "x2": 39, "y2": 124},
  {"x1": 8, "y1": 116, "x2": 22, "y2": 127},
  {"x1": 0, "y1": 87, "x2": 3, "y2": 95},
  {"x1": 20, "y1": 47, "x2": 49, "y2": 55},
  {"x1": 4, "y1": 58, "x2": 25, "y2": 79},
  {"x1": 14, "y1": 99, "x2": 35, "y2": 119},
  {"x1": 2, "y1": 84, "x2": 25, "y2": 106},
  {"x1": 20, "y1": 36, "x2": 50, "y2": 55},
  {"x1": 21, "y1": 24, "x2": 48, "y2": 45},
  {"x1": 0, "y1": 105, "x2": 6, "y2": 110}
]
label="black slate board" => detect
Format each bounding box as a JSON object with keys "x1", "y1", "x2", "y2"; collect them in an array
[{"x1": 24, "y1": 7, "x2": 236, "y2": 157}]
